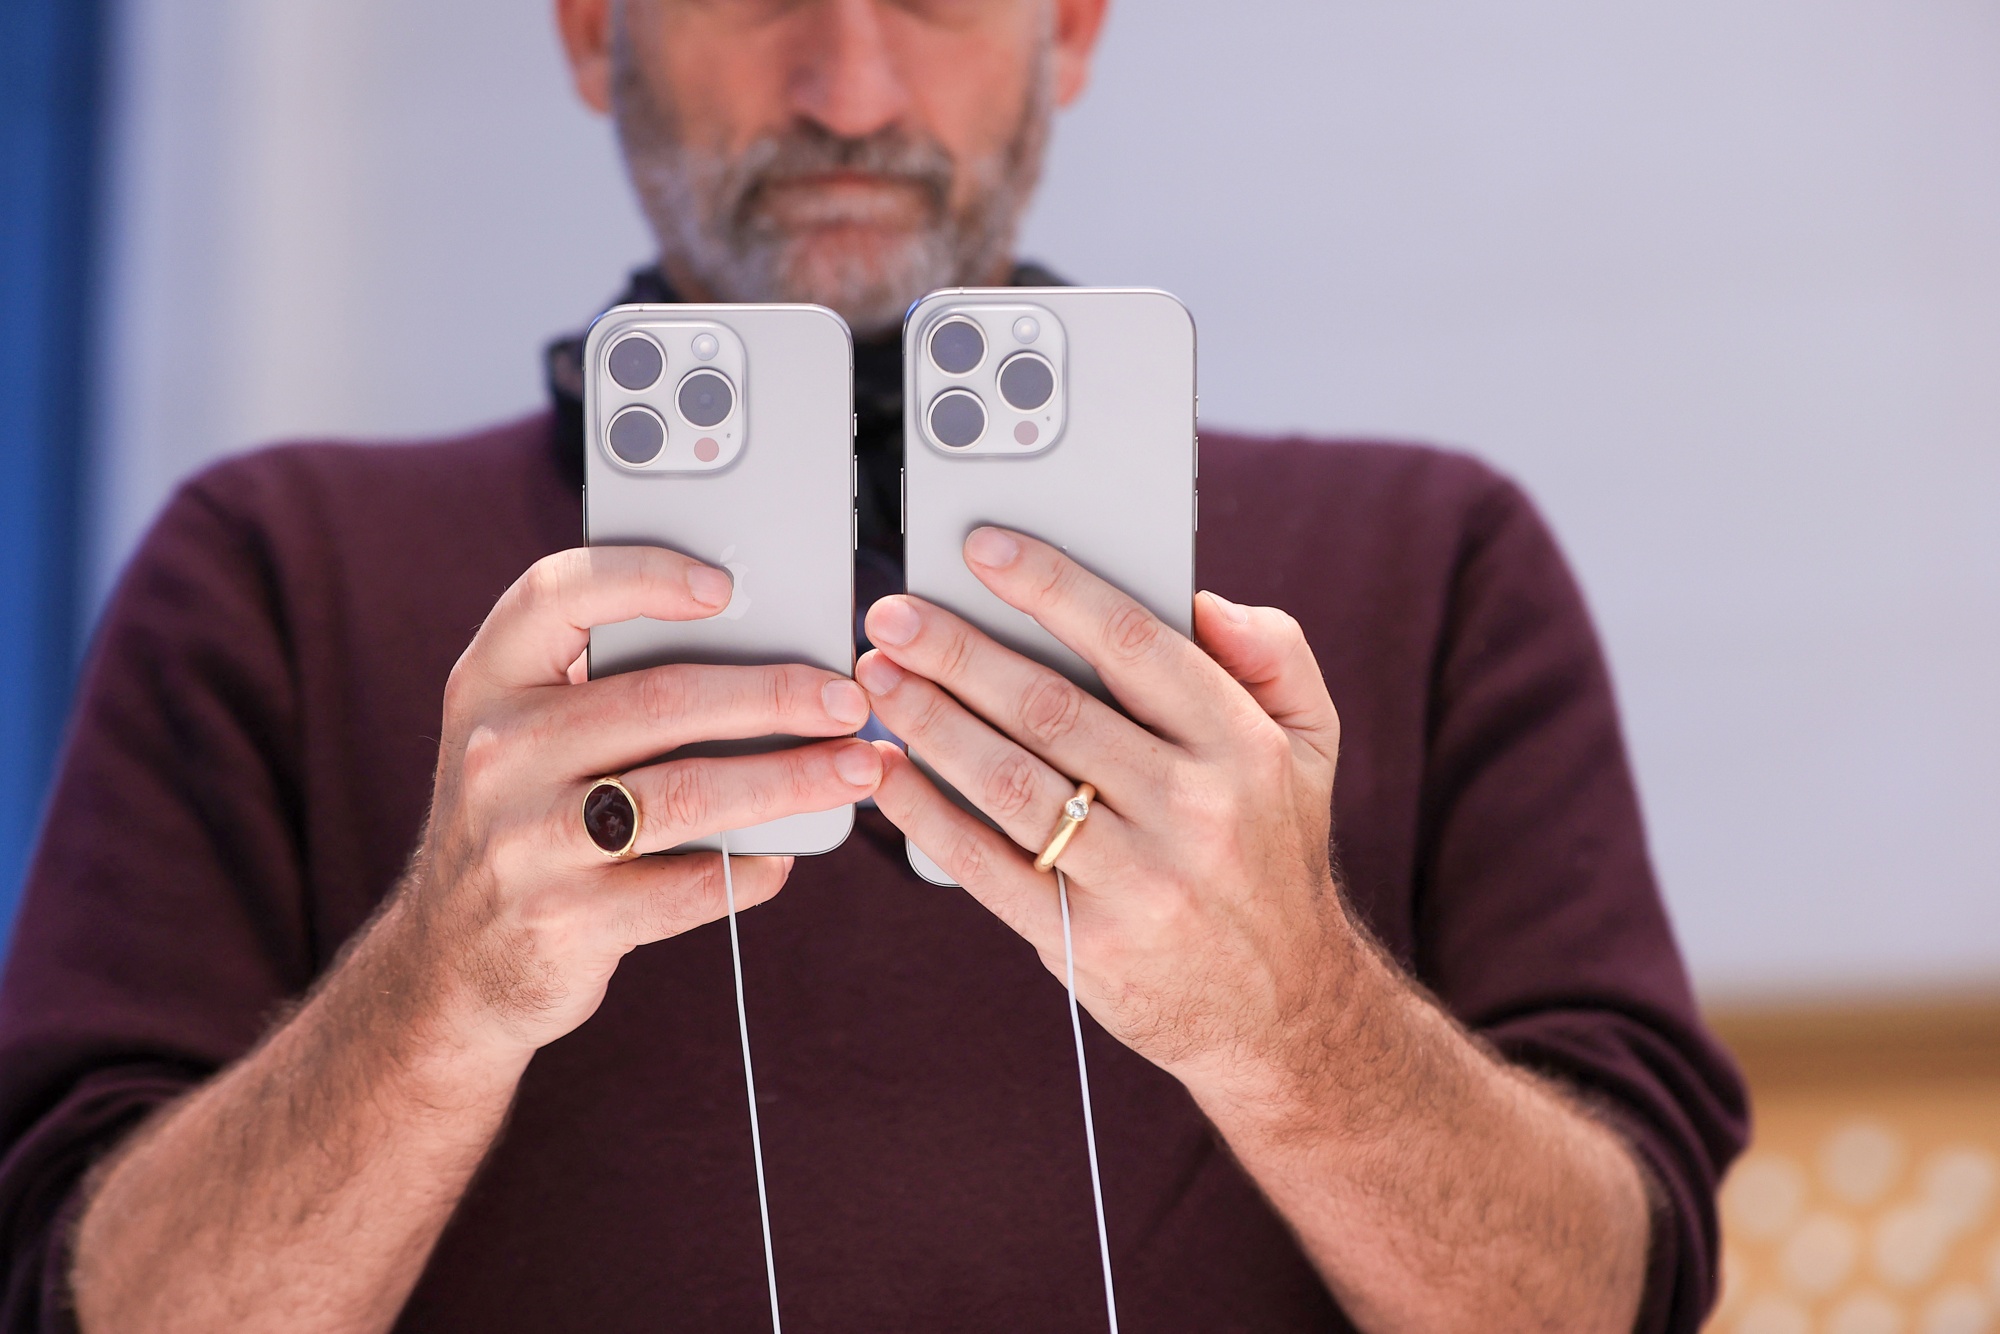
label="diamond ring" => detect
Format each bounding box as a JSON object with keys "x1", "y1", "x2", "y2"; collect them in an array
[{"x1": 1034, "y1": 783, "x2": 1097, "y2": 873}]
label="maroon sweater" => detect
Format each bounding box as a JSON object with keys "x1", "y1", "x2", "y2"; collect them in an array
[{"x1": 0, "y1": 411, "x2": 1744, "y2": 1332}]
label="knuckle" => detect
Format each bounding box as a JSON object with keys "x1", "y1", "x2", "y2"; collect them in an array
[
  {"x1": 1104, "y1": 601, "x2": 1164, "y2": 661},
  {"x1": 691, "y1": 853, "x2": 728, "y2": 905},
  {"x1": 655, "y1": 764, "x2": 713, "y2": 834},
  {"x1": 488, "y1": 821, "x2": 547, "y2": 887},
  {"x1": 1244, "y1": 719, "x2": 1294, "y2": 773},
  {"x1": 1030, "y1": 556, "x2": 1072, "y2": 604},
  {"x1": 459, "y1": 721, "x2": 510, "y2": 786},
  {"x1": 516, "y1": 552, "x2": 574, "y2": 615},
  {"x1": 775, "y1": 750, "x2": 826, "y2": 813},
  {"x1": 1018, "y1": 675, "x2": 1085, "y2": 747},
  {"x1": 906, "y1": 687, "x2": 955, "y2": 741},
  {"x1": 981, "y1": 751, "x2": 1044, "y2": 820},
  {"x1": 945, "y1": 826, "x2": 997, "y2": 886},
  {"x1": 441, "y1": 655, "x2": 480, "y2": 720},
  {"x1": 932, "y1": 623, "x2": 976, "y2": 681},
  {"x1": 767, "y1": 664, "x2": 813, "y2": 721},
  {"x1": 635, "y1": 667, "x2": 694, "y2": 732}
]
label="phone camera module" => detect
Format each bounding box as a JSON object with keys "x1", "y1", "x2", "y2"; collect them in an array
[
  {"x1": 928, "y1": 318, "x2": 985, "y2": 376},
  {"x1": 608, "y1": 406, "x2": 666, "y2": 465},
  {"x1": 998, "y1": 353, "x2": 1055, "y2": 412},
  {"x1": 928, "y1": 389, "x2": 987, "y2": 448},
  {"x1": 608, "y1": 335, "x2": 664, "y2": 392},
  {"x1": 678, "y1": 369, "x2": 735, "y2": 429}
]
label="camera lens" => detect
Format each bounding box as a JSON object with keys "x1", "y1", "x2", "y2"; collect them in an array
[
  {"x1": 998, "y1": 353, "x2": 1055, "y2": 412},
  {"x1": 678, "y1": 369, "x2": 735, "y2": 428},
  {"x1": 608, "y1": 335, "x2": 663, "y2": 391},
  {"x1": 928, "y1": 390, "x2": 987, "y2": 449},
  {"x1": 608, "y1": 406, "x2": 666, "y2": 465},
  {"x1": 928, "y1": 318, "x2": 985, "y2": 375}
]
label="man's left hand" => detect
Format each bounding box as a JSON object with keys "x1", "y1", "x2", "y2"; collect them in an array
[{"x1": 857, "y1": 525, "x2": 1353, "y2": 1112}]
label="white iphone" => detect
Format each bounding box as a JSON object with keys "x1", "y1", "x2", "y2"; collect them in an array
[
  {"x1": 583, "y1": 303, "x2": 857, "y2": 857},
  {"x1": 900, "y1": 287, "x2": 1198, "y2": 885}
]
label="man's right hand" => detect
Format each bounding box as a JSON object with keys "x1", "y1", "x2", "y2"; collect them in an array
[
  {"x1": 397, "y1": 544, "x2": 881, "y2": 1056},
  {"x1": 71, "y1": 543, "x2": 880, "y2": 1334}
]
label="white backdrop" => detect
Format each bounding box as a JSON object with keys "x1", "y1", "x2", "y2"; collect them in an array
[{"x1": 92, "y1": 0, "x2": 2000, "y2": 1000}]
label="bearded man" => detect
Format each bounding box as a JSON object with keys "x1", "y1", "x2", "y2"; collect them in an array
[{"x1": 0, "y1": 2, "x2": 1745, "y2": 1331}]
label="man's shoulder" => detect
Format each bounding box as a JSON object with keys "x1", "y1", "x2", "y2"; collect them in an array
[
  {"x1": 1198, "y1": 430, "x2": 1539, "y2": 585},
  {"x1": 1200, "y1": 430, "x2": 1523, "y2": 529},
  {"x1": 178, "y1": 410, "x2": 568, "y2": 531},
  {"x1": 119, "y1": 410, "x2": 579, "y2": 635}
]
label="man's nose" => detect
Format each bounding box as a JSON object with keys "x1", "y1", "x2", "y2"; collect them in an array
[{"x1": 787, "y1": 0, "x2": 913, "y2": 139}]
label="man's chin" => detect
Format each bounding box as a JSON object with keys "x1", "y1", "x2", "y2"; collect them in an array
[{"x1": 769, "y1": 226, "x2": 959, "y2": 335}]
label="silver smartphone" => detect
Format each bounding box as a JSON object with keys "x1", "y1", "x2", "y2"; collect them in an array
[
  {"x1": 583, "y1": 303, "x2": 857, "y2": 857},
  {"x1": 900, "y1": 287, "x2": 1198, "y2": 885}
]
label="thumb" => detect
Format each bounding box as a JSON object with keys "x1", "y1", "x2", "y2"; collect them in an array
[{"x1": 1194, "y1": 591, "x2": 1341, "y2": 762}]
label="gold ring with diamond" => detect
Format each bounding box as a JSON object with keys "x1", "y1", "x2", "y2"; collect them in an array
[{"x1": 1034, "y1": 783, "x2": 1096, "y2": 873}]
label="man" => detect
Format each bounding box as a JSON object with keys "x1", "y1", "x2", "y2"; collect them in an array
[{"x1": 0, "y1": 0, "x2": 1746, "y2": 1330}]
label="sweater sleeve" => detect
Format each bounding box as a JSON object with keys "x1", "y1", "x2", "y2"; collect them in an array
[
  {"x1": 1409, "y1": 474, "x2": 1749, "y2": 1334},
  {"x1": 0, "y1": 472, "x2": 316, "y2": 1332}
]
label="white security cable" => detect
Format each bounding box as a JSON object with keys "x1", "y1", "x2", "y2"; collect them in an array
[
  {"x1": 720, "y1": 837, "x2": 1112, "y2": 1334},
  {"x1": 1058, "y1": 868, "x2": 1121, "y2": 1334},
  {"x1": 720, "y1": 832, "x2": 783, "y2": 1333}
]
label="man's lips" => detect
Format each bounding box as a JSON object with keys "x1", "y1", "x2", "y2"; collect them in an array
[{"x1": 752, "y1": 173, "x2": 938, "y2": 226}]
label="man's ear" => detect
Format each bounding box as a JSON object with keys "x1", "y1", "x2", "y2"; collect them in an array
[
  {"x1": 556, "y1": 0, "x2": 616, "y2": 115},
  {"x1": 1051, "y1": 0, "x2": 1111, "y2": 108}
]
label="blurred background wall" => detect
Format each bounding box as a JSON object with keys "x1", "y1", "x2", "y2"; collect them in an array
[{"x1": 3, "y1": 0, "x2": 1997, "y2": 1001}]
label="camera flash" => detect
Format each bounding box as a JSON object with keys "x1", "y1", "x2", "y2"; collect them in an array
[
  {"x1": 692, "y1": 333, "x2": 719, "y2": 360},
  {"x1": 1012, "y1": 317, "x2": 1039, "y2": 344}
]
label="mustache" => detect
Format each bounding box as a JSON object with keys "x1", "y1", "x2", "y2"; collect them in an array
[{"x1": 727, "y1": 124, "x2": 957, "y2": 229}]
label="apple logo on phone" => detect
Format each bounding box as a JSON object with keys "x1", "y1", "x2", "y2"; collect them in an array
[{"x1": 717, "y1": 545, "x2": 752, "y2": 620}]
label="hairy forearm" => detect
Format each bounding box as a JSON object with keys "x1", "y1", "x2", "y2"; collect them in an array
[
  {"x1": 1194, "y1": 929, "x2": 1651, "y2": 1334},
  {"x1": 70, "y1": 896, "x2": 531, "y2": 1334}
]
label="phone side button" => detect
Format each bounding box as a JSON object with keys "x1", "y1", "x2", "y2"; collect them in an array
[
  {"x1": 899, "y1": 468, "x2": 907, "y2": 535},
  {"x1": 1194, "y1": 487, "x2": 1200, "y2": 533}
]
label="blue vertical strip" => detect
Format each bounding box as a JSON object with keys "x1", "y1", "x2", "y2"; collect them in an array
[{"x1": 0, "y1": 0, "x2": 109, "y2": 954}]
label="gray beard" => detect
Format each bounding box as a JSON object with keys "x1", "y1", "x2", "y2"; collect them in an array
[{"x1": 610, "y1": 26, "x2": 1052, "y2": 338}]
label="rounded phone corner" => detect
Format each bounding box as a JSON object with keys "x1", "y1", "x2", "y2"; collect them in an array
[
  {"x1": 792, "y1": 302, "x2": 854, "y2": 344},
  {"x1": 801, "y1": 803, "x2": 857, "y2": 857},
  {"x1": 905, "y1": 839, "x2": 959, "y2": 887}
]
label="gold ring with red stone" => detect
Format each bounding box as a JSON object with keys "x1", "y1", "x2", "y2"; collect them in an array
[{"x1": 582, "y1": 776, "x2": 642, "y2": 860}]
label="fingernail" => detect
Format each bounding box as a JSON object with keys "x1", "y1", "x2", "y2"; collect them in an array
[
  {"x1": 855, "y1": 652, "x2": 904, "y2": 696},
  {"x1": 823, "y1": 678, "x2": 869, "y2": 726},
  {"x1": 867, "y1": 597, "x2": 920, "y2": 647},
  {"x1": 834, "y1": 741, "x2": 882, "y2": 787},
  {"x1": 965, "y1": 527, "x2": 1020, "y2": 569},
  {"x1": 687, "y1": 564, "x2": 733, "y2": 610},
  {"x1": 1207, "y1": 590, "x2": 1250, "y2": 625}
]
